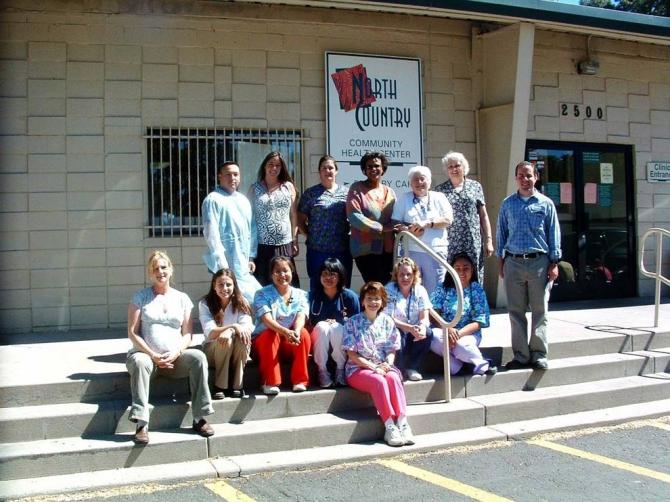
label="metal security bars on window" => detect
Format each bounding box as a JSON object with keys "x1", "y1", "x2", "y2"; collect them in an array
[{"x1": 145, "y1": 128, "x2": 304, "y2": 237}]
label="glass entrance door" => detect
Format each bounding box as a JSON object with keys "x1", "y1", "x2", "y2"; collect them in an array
[{"x1": 526, "y1": 141, "x2": 636, "y2": 302}]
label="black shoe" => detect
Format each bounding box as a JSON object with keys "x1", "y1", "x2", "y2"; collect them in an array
[
  {"x1": 505, "y1": 360, "x2": 529, "y2": 370},
  {"x1": 533, "y1": 359, "x2": 549, "y2": 370},
  {"x1": 232, "y1": 389, "x2": 247, "y2": 399},
  {"x1": 212, "y1": 387, "x2": 225, "y2": 400},
  {"x1": 485, "y1": 365, "x2": 498, "y2": 375}
]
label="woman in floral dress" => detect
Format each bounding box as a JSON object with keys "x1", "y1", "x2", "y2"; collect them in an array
[{"x1": 434, "y1": 151, "x2": 493, "y2": 283}]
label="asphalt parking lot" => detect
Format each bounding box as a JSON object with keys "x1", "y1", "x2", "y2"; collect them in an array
[{"x1": 19, "y1": 417, "x2": 670, "y2": 502}]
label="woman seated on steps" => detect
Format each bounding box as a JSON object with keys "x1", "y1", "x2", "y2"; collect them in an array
[
  {"x1": 126, "y1": 250, "x2": 214, "y2": 445},
  {"x1": 430, "y1": 252, "x2": 497, "y2": 376},
  {"x1": 342, "y1": 281, "x2": 414, "y2": 447}
]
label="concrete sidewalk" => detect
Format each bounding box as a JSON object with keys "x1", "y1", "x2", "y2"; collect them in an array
[{"x1": 0, "y1": 299, "x2": 668, "y2": 390}]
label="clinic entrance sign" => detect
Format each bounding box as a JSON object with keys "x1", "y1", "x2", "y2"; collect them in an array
[{"x1": 326, "y1": 52, "x2": 423, "y2": 192}]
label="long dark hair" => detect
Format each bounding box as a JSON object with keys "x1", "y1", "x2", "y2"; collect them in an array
[
  {"x1": 442, "y1": 253, "x2": 477, "y2": 289},
  {"x1": 202, "y1": 269, "x2": 251, "y2": 324},
  {"x1": 257, "y1": 151, "x2": 293, "y2": 183}
]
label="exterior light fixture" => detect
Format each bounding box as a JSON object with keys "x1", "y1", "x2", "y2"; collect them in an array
[{"x1": 577, "y1": 35, "x2": 599, "y2": 75}]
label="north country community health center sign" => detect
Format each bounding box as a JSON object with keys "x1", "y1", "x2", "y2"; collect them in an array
[{"x1": 326, "y1": 52, "x2": 423, "y2": 192}]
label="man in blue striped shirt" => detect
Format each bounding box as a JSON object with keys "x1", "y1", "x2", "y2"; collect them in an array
[{"x1": 496, "y1": 161, "x2": 561, "y2": 371}]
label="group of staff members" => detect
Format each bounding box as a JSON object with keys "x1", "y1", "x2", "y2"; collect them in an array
[{"x1": 126, "y1": 151, "x2": 560, "y2": 448}]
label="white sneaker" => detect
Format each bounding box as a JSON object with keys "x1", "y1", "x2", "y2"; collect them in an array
[
  {"x1": 335, "y1": 368, "x2": 347, "y2": 387},
  {"x1": 318, "y1": 369, "x2": 333, "y2": 388},
  {"x1": 261, "y1": 384, "x2": 280, "y2": 395},
  {"x1": 405, "y1": 369, "x2": 422, "y2": 381},
  {"x1": 384, "y1": 424, "x2": 404, "y2": 447},
  {"x1": 399, "y1": 422, "x2": 415, "y2": 445},
  {"x1": 292, "y1": 383, "x2": 307, "y2": 392}
]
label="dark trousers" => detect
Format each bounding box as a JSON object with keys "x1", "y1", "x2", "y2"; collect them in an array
[
  {"x1": 254, "y1": 244, "x2": 300, "y2": 287},
  {"x1": 354, "y1": 252, "x2": 393, "y2": 285},
  {"x1": 401, "y1": 330, "x2": 433, "y2": 372}
]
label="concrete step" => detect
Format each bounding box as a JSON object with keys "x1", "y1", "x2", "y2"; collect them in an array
[
  {"x1": 4, "y1": 329, "x2": 665, "y2": 409},
  {"x1": 460, "y1": 348, "x2": 670, "y2": 397},
  {"x1": 470, "y1": 372, "x2": 670, "y2": 424},
  {"x1": 2, "y1": 349, "x2": 668, "y2": 443},
  {"x1": 3, "y1": 399, "x2": 670, "y2": 500},
  {"x1": 2, "y1": 373, "x2": 668, "y2": 481}
]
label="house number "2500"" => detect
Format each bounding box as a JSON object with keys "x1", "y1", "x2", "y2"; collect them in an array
[{"x1": 560, "y1": 103, "x2": 605, "y2": 120}]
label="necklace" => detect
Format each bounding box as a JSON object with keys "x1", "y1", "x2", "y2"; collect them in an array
[
  {"x1": 413, "y1": 193, "x2": 431, "y2": 219},
  {"x1": 279, "y1": 287, "x2": 293, "y2": 306}
]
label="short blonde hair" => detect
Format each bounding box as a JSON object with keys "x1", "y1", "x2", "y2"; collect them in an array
[
  {"x1": 391, "y1": 256, "x2": 421, "y2": 287},
  {"x1": 441, "y1": 151, "x2": 470, "y2": 176},
  {"x1": 146, "y1": 250, "x2": 173, "y2": 278}
]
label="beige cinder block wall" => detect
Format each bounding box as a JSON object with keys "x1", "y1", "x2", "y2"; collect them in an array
[
  {"x1": 0, "y1": 0, "x2": 479, "y2": 333},
  {"x1": 2, "y1": 1, "x2": 667, "y2": 333},
  {"x1": 527, "y1": 29, "x2": 670, "y2": 297}
]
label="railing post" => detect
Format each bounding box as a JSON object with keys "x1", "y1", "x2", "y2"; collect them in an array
[
  {"x1": 654, "y1": 231, "x2": 663, "y2": 327},
  {"x1": 394, "y1": 231, "x2": 464, "y2": 403},
  {"x1": 442, "y1": 325, "x2": 451, "y2": 402},
  {"x1": 639, "y1": 227, "x2": 670, "y2": 328}
]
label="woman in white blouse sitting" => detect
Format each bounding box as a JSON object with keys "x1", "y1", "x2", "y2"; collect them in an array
[{"x1": 199, "y1": 268, "x2": 254, "y2": 399}]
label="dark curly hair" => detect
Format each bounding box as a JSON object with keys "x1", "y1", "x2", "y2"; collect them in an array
[{"x1": 359, "y1": 151, "x2": 389, "y2": 175}]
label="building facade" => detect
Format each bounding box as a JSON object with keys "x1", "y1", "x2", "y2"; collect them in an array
[{"x1": 0, "y1": 0, "x2": 668, "y2": 333}]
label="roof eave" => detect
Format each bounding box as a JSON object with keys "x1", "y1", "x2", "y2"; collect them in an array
[{"x1": 231, "y1": 0, "x2": 670, "y2": 45}]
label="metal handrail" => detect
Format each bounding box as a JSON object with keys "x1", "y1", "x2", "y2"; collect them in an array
[
  {"x1": 393, "y1": 231, "x2": 464, "y2": 402},
  {"x1": 639, "y1": 227, "x2": 670, "y2": 327}
]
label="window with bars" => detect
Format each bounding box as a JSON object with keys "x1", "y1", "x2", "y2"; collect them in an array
[{"x1": 145, "y1": 127, "x2": 304, "y2": 237}]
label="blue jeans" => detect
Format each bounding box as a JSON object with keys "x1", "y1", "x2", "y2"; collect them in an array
[{"x1": 306, "y1": 248, "x2": 353, "y2": 291}]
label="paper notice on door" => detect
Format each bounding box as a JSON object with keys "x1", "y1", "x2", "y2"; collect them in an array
[
  {"x1": 600, "y1": 163, "x2": 614, "y2": 184},
  {"x1": 560, "y1": 182, "x2": 573, "y2": 204},
  {"x1": 584, "y1": 183, "x2": 597, "y2": 204},
  {"x1": 598, "y1": 184, "x2": 613, "y2": 207}
]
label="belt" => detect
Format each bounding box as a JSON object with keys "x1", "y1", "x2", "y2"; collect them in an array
[{"x1": 507, "y1": 252, "x2": 545, "y2": 259}]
